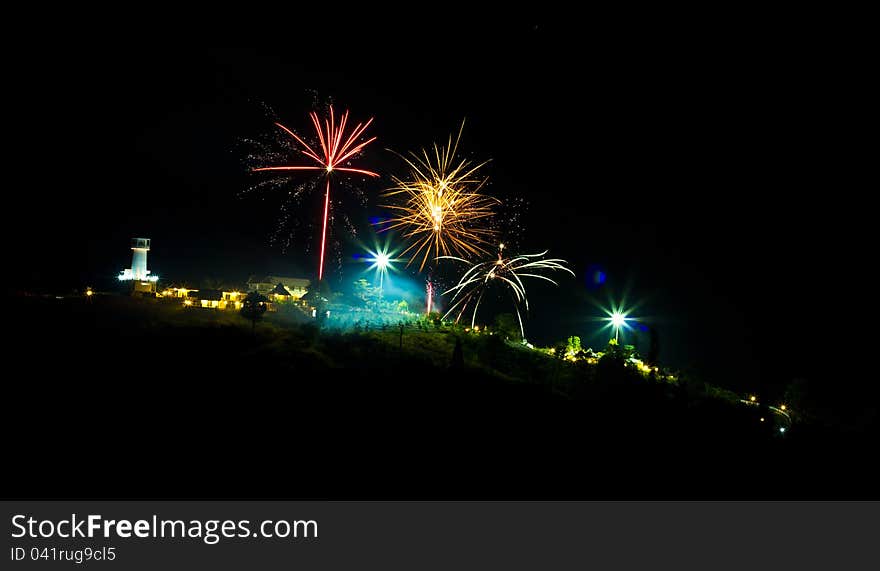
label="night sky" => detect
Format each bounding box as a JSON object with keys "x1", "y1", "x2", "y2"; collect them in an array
[{"x1": 11, "y1": 16, "x2": 862, "y2": 400}]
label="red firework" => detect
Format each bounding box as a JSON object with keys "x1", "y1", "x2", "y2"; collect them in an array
[
  {"x1": 254, "y1": 106, "x2": 379, "y2": 281},
  {"x1": 426, "y1": 279, "x2": 434, "y2": 314}
]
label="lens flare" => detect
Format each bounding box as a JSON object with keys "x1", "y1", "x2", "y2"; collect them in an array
[
  {"x1": 362, "y1": 241, "x2": 403, "y2": 294},
  {"x1": 601, "y1": 304, "x2": 636, "y2": 342}
]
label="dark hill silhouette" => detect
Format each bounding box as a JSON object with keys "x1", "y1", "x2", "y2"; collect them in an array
[{"x1": 5, "y1": 294, "x2": 877, "y2": 499}]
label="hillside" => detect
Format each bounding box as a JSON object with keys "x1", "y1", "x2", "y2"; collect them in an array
[{"x1": 6, "y1": 294, "x2": 876, "y2": 499}]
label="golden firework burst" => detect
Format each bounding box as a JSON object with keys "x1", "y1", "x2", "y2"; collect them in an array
[{"x1": 381, "y1": 121, "x2": 498, "y2": 271}]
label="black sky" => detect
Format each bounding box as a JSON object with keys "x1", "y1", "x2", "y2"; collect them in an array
[{"x1": 10, "y1": 14, "x2": 867, "y2": 400}]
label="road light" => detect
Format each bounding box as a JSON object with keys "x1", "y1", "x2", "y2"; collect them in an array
[
  {"x1": 593, "y1": 297, "x2": 641, "y2": 344},
  {"x1": 780, "y1": 404, "x2": 787, "y2": 411},
  {"x1": 367, "y1": 249, "x2": 391, "y2": 292},
  {"x1": 610, "y1": 312, "x2": 628, "y2": 342},
  {"x1": 364, "y1": 242, "x2": 401, "y2": 297},
  {"x1": 750, "y1": 396, "x2": 757, "y2": 403},
  {"x1": 601, "y1": 306, "x2": 633, "y2": 342},
  {"x1": 374, "y1": 252, "x2": 390, "y2": 271}
]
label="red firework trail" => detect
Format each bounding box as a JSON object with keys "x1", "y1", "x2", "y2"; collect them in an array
[
  {"x1": 254, "y1": 106, "x2": 379, "y2": 280},
  {"x1": 426, "y1": 280, "x2": 434, "y2": 314}
]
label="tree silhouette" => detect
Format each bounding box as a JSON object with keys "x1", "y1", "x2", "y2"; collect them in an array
[
  {"x1": 494, "y1": 313, "x2": 521, "y2": 341},
  {"x1": 648, "y1": 326, "x2": 660, "y2": 365},
  {"x1": 427, "y1": 311, "x2": 442, "y2": 329},
  {"x1": 451, "y1": 337, "x2": 464, "y2": 370},
  {"x1": 353, "y1": 278, "x2": 379, "y2": 308},
  {"x1": 240, "y1": 292, "x2": 268, "y2": 336}
]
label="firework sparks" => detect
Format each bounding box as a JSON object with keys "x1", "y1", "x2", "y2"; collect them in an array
[
  {"x1": 381, "y1": 121, "x2": 498, "y2": 272},
  {"x1": 253, "y1": 105, "x2": 378, "y2": 280},
  {"x1": 439, "y1": 244, "x2": 574, "y2": 339},
  {"x1": 426, "y1": 279, "x2": 434, "y2": 314}
]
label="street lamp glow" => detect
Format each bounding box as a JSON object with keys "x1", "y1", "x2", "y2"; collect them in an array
[
  {"x1": 364, "y1": 241, "x2": 402, "y2": 295},
  {"x1": 595, "y1": 298, "x2": 640, "y2": 343},
  {"x1": 608, "y1": 311, "x2": 630, "y2": 341},
  {"x1": 374, "y1": 252, "x2": 390, "y2": 270}
]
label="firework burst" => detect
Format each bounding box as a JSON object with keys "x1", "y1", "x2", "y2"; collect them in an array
[
  {"x1": 251, "y1": 105, "x2": 378, "y2": 280},
  {"x1": 440, "y1": 244, "x2": 574, "y2": 339},
  {"x1": 381, "y1": 121, "x2": 498, "y2": 272}
]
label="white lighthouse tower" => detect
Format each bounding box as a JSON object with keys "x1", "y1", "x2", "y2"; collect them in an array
[
  {"x1": 130, "y1": 237, "x2": 149, "y2": 279},
  {"x1": 118, "y1": 237, "x2": 159, "y2": 290}
]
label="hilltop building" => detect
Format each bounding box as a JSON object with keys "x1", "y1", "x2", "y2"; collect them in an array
[
  {"x1": 118, "y1": 237, "x2": 159, "y2": 293},
  {"x1": 246, "y1": 276, "x2": 310, "y2": 300}
]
